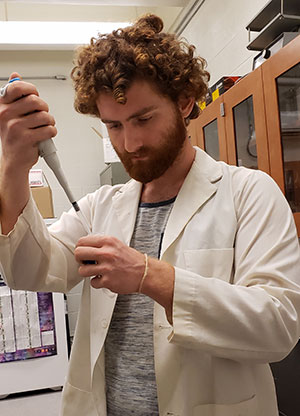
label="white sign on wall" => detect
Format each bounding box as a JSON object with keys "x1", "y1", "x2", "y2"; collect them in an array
[{"x1": 103, "y1": 137, "x2": 120, "y2": 164}]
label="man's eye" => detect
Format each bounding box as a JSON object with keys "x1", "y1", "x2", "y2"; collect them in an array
[
  {"x1": 108, "y1": 123, "x2": 121, "y2": 130},
  {"x1": 138, "y1": 116, "x2": 152, "y2": 123}
]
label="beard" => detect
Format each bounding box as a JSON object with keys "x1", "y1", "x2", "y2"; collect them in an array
[{"x1": 112, "y1": 107, "x2": 187, "y2": 184}]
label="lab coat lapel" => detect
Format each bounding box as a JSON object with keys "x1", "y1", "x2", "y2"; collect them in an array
[
  {"x1": 90, "y1": 179, "x2": 142, "y2": 375},
  {"x1": 161, "y1": 148, "x2": 223, "y2": 256},
  {"x1": 111, "y1": 179, "x2": 143, "y2": 245}
]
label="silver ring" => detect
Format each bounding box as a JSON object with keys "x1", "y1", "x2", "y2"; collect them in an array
[
  {"x1": 0, "y1": 84, "x2": 9, "y2": 98},
  {"x1": 0, "y1": 78, "x2": 21, "y2": 98}
]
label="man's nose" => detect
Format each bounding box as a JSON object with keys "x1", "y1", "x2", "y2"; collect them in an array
[{"x1": 123, "y1": 126, "x2": 143, "y2": 153}]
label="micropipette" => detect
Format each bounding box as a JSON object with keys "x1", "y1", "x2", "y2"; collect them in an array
[{"x1": 38, "y1": 138, "x2": 91, "y2": 234}]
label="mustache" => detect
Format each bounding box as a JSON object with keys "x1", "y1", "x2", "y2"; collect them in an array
[{"x1": 122, "y1": 147, "x2": 149, "y2": 158}]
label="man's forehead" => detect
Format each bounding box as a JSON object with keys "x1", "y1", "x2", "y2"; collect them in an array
[
  {"x1": 98, "y1": 78, "x2": 168, "y2": 103},
  {"x1": 100, "y1": 105, "x2": 158, "y2": 124},
  {"x1": 96, "y1": 80, "x2": 171, "y2": 120}
]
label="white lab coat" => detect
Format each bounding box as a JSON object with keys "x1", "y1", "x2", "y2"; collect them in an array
[{"x1": 1, "y1": 147, "x2": 300, "y2": 416}]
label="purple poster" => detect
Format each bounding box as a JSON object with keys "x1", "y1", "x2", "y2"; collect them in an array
[{"x1": 0, "y1": 276, "x2": 57, "y2": 363}]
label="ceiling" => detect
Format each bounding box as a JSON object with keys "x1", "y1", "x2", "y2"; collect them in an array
[{"x1": 0, "y1": 0, "x2": 195, "y2": 33}]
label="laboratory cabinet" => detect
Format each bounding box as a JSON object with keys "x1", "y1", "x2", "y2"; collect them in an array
[{"x1": 188, "y1": 33, "x2": 300, "y2": 235}]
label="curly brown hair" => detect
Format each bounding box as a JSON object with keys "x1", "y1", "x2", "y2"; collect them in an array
[{"x1": 71, "y1": 14, "x2": 210, "y2": 120}]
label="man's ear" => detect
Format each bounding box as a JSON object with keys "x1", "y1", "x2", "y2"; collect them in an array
[{"x1": 177, "y1": 95, "x2": 195, "y2": 118}]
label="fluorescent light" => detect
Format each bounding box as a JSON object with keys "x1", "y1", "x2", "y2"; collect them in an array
[
  {"x1": 0, "y1": 21, "x2": 130, "y2": 48},
  {"x1": 4, "y1": 0, "x2": 187, "y2": 5}
]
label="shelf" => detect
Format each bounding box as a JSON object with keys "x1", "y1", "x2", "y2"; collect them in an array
[
  {"x1": 246, "y1": 0, "x2": 300, "y2": 32},
  {"x1": 246, "y1": 0, "x2": 280, "y2": 32},
  {"x1": 247, "y1": 14, "x2": 300, "y2": 51}
]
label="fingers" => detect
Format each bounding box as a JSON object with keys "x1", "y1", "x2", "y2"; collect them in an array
[
  {"x1": 0, "y1": 74, "x2": 21, "y2": 99},
  {"x1": 79, "y1": 263, "x2": 101, "y2": 278},
  {"x1": 9, "y1": 72, "x2": 21, "y2": 82},
  {"x1": 90, "y1": 276, "x2": 105, "y2": 289},
  {"x1": 75, "y1": 246, "x2": 99, "y2": 265},
  {"x1": 75, "y1": 244, "x2": 111, "y2": 279},
  {"x1": 24, "y1": 109, "x2": 56, "y2": 130},
  {"x1": 0, "y1": 75, "x2": 57, "y2": 153},
  {"x1": 76, "y1": 234, "x2": 107, "y2": 248},
  {"x1": 0, "y1": 79, "x2": 39, "y2": 104},
  {"x1": 6, "y1": 116, "x2": 57, "y2": 146},
  {"x1": 6, "y1": 105, "x2": 56, "y2": 134},
  {"x1": 75, "y1": 234, "x2": 147, "y2": 294},
  {"x1": 1, "y1": 88, "x2": 48, "y2": 123},
  {"x1": 75, "y1": 244, "x2": 102, "y2": 278},
  {"x1": 75, "y1": 235, "x2": 119, "y2": 276},
  {"x1": 0, "y1": 73, "x2": 48, "y2": 131},
  {"x1": 13, "y1": 93, "x2": 49, "y2": 115}
]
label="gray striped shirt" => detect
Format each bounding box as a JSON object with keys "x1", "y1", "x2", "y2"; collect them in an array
[{"x1": 105, "y1": 197, "x2": 175, "y2": 415}]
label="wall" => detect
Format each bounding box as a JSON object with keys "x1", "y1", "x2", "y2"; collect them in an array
[{"x1": 181, "y1": 0, "x2": 270, "y2": 86}]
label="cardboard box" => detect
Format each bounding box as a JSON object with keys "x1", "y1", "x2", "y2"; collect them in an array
[{"x1": 31, "y1": 186, "x2": 54, "y2": 218}]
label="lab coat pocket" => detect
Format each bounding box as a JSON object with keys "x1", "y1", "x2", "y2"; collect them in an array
[
  {"x1": 184, "y1": 248, "x2": 234, "y2": 283},
  {"x1": 192, "y1": 395, "x2": 257, "y2": 416}
]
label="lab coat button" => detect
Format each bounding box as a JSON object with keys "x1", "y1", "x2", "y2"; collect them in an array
[{"x1": 101, "y1": 319, "x2": 108, "y2": 328}]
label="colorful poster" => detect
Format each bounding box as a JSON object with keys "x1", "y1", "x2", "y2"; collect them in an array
[{"x1": 0, "y1": 274, "x2": 57, "y2": 363}]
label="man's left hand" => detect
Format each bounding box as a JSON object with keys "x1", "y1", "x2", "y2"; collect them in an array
[{"x1": 75, "y1": 234, "x2": 146, "y2": 294}]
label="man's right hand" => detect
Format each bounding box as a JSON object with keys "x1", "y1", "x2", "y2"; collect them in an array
[
  {"x1": 0, "y1": 72, "x2": 57, "y2": 172},
  {"x1": 0, "y1": 72, "x2": 57, "y2": 234}
]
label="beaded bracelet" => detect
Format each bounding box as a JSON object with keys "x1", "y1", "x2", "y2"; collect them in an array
[{"x1": 138, "y1": 253, "x2": 148, "y2": 294}]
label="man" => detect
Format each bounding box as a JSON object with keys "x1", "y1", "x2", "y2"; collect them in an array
[{"x1": 0, "y1": 14, "x2": 300, "y2": 416}]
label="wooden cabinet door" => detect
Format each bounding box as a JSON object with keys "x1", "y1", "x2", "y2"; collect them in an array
[
  {"x1": 223, "y1": 66, "x2": 270, "y2": 174},
  {"x1": 262, "y1": 35, "x2": 300, "y2": 233},
  {"x1": 187, "y1": 96, "x2": 228, "y2": 162}
]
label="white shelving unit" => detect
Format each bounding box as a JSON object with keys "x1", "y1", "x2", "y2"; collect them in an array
[
  {"x1": 0, "y1": 218, "x2": 69, "y2": 398},
  {"x1": 0, "y1": 292, "x2": 68, "y2": 398}
]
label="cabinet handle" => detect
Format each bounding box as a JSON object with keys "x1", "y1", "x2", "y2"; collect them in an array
[{"x1": 220, "y1": 102, "x2": 225, "y2": 117}]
